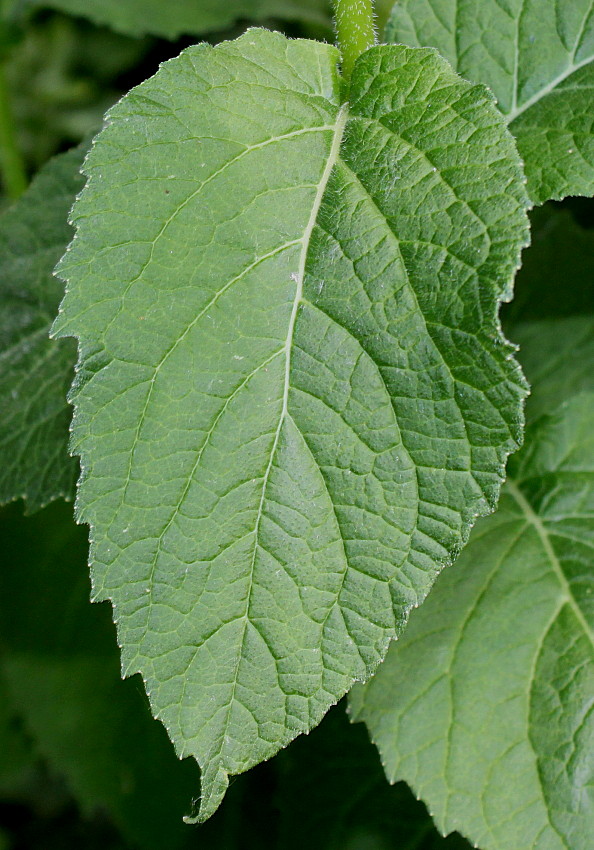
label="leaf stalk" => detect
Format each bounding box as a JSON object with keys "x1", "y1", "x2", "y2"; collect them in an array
[{"x1": 334, "y1": 0, "x2": 376, "y2": 82}]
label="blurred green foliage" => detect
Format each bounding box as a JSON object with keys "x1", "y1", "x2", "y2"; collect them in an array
[{"x1": 0, "y1": 499, "x2": 472, "y2": 848}]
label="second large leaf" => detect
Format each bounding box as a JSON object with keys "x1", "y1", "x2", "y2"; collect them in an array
[
  {"x1": 53, "y1": 30, "x2": 529, "y2": 820},
  {"x1": 386, "y1": 0, "x2": 594, "y2": 203}
]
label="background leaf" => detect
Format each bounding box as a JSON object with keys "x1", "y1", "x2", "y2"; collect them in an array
[
  {"x1": 19, "y1": 0, "x2": 332, "y2": 38},
  {"x1": 0, "y1": 500, "x2": 202, "y2": 850},
  {"x1": 0, "y1": 670, "x2": 35, "y2": 800},
  {"x1": 511, "y1": 316, "x2": 594, "y2": 425},
  {"x1": 350, "y1": 314, "x2": 594, "y2": 850},
  {"x1": 385, "y1": 0, "x2": 594, "y2": 203},
  {"x1": 5, "y1": 13, "x2": 148, "y2": 175},
  {"x1": 504, "y1": 204, "x2": 594, "y2": 325},
  {"x1": 275, "y1": 703, "x2": 473, "y2": 850},
  {"x1": 0, "y1": 145, "x2": 83, "y2": 510},
  {"x1": 53, "y1": 30, "x2": 529, "y2": 820}
]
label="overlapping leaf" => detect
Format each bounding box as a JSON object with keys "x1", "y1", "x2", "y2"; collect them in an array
[
  {"x1": 22, "y1": 0, "x2": 331, "y2": 38},
  {"x1": 386, "y1": 0, "x2": 594, "y2": 203},
  {"x1": 350, "y1": 316, "x2": 594, "y2": 850},
  {"x1": 0, "y1": 146, "x2": 84, "y2": 510},
  {"x1": 512, "y1": 316, "x2": 594, "y2": 424},
  {"x1": 53, "y1": 29, "x2": 529, "y2": 819}
]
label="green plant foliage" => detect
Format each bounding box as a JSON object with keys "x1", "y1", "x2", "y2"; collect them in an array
[
  {"x1": 6, "y1": 14, "x2": 148, "y2": 173},
  {"x1": 0, "y1": 500, "x2": 202, "y2": 849},
  {"x1": 0, "y1": 671, "x2": 34, "y2": 799},
  {"x1": 512, "y1": 317, "x2": 594, "y2": 424},
  {"x1": 506, "y1": 205, "x2": 594, "y2": 324},
  {"x1": 52, "y1": 28, "x2": 530, "y2": 819},
  {"x1": 0, "y1": 499, "x2": 479, "y2": 850},
  {"x1": 375, "y1": 0, "x2": 396, "y2": 32},
  {"x1": 0, "y1": 145, "x2": 83, "y2": 510},
  {"x1": 385, "y1": 0, "x2": 594, "y2": 204},
  {"x1": 275, "y1": 703, "x2": 473, "y2": 850},
  {"x1": 350, "y1": 316, "x2": 594, "y2": 850},
  {"x1": 22, "y1": 0, "x2": 332, "y2": 38}
]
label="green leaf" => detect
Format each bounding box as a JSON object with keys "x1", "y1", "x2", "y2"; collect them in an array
[
  {"x1": 0, "y1": 146, "x2": 84, "y2": 511},
  {"x1": 350, "y1": 328, "x2": 594, "y2": 849},
  {"x1": 375, "y1": 0, "x2": 397, "y2": 33},
  {"x1": 512, "y1": 316, "x2": 594, "y2": 425},
  {"x1": 385, "y1": 0, "x2": 594, "y2": 203},
  {"x1": 276, "y1": 703, "x2": 473, "y2": 850},
  {"x1": 23, "y1": 0, "x2": 332, "y2": 38},
  {"x1": 53, "y1": 29, "x2": 530, "y2": 820},
  {"x1": 0, "y1": 501, "x2": 201, "y2": 850}
]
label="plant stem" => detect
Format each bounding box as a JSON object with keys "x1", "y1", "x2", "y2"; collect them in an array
[
  {"x1": 334, "y1": 0, "x2": 376, "y2": 82},
  {"x1": 0, "y1": 61, "x2": 27, "y2": 200}
]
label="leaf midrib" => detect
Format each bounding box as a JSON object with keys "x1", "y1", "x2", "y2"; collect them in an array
[
  {"x1": 507, "y1": 52, "x2": 594, "y2": 124},
  {"x1": 209, "y1": 104, "x2": 349, "y2": 769},
  {"x1": 507, "y1": 480, "x2": 594, "y2": 651}
]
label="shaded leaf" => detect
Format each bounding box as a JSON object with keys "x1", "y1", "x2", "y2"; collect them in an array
[
  {"x1": 504, "y1": 204, "x2": 594, "y2": 325},
  {"x1": 53, "y1": 30, "x2": 529, "y2": 819},
  {"x1": 276, "y1": 703, "x2": 473, "y2": 850},
  {"x1": 0, "y1": 145, "x2": 84, "y2": 510},
  {"x1": 22, "y1": 0, "x2": 332, "y2": 38},
  {"x1": 512, "y1": 316, "x2": 594, "y2": 425},
  {"x1": 386, "y1": 0, "x2": 594, "y2": 203},
  {"x1": 0, "y1": 501, "x2": 201, "y2": 849},
  {"x1": 351, "y1": 322, "x2": 594, "y2": 850},
  {"x1": 0, "y1": 669, "x2": 35, "y2": 799}
]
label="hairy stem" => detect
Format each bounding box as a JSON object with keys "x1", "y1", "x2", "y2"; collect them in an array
[
  {"x1": 0, "y1": 62, "x2": 27, "y2": 200},
  {"x1": 334, "y1": 0, "x2": 376, "y2": 82}
]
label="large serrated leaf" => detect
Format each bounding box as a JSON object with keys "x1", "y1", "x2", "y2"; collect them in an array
[
  {"x1": 22, "y1": 0, "x2": 331, "y2": 38},
  {"x1": 0, "y1": 146, "x2": 84, "y2": 511},
  {"x1": 53, "y1": 29, "x2": 529, "y2": 820},
  {"x1": 386, "y1": 0, "x2": 594, "y2": 203},
  {"x1": 350, "y1": 317, "x2": 594, "y2": 850}
]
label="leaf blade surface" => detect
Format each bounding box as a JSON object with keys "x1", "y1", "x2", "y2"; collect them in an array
[{"x1": 53, "y1": 30, "x2": 530, "y2": 819}]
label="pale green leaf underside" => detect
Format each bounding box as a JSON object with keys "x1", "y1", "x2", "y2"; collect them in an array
[
  {"x1": 0, "y1": 146, "x2": 84, "y2": 511},
  {"x1": 351, "y1": 320, "x2": 594, "y2": 850},
  {"x1": 386, "y1": 0, "x2": 594, "y2": 203},
  {"x1": 54, "y1": 30, "x2": 529, "y2": 820},
  {"x1": 23, "y1": 0, "x2": 331, "y2": 38}
]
